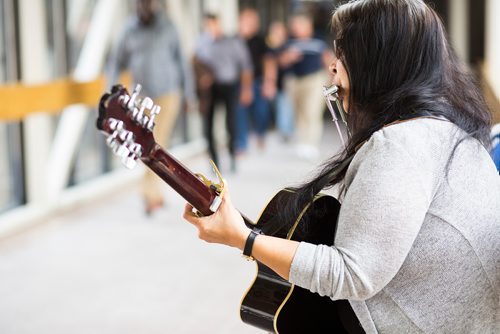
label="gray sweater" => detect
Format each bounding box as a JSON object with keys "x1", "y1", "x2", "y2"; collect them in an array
[
  {"x1": 289, "y1": 118, "x2": 500, "y2": 333},
  {"x1": 108, "y1": 14, "x2": 194, "y2": 99}
]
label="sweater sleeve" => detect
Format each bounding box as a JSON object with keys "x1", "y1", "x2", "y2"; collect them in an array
[{"x1": 289, "y1": 132, "x2": 435, "y2": 300}]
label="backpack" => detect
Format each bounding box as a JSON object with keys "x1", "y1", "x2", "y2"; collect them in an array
[{"x1": 491, "y1": 124, "x2": 500, "y2": 173}]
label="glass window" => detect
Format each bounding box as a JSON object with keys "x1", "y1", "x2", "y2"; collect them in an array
[
  {"x1": 0, "y1": 125, "x2": 11, "y2": 210},
  {"x1": 0, "y1": 0, "x2": 25, "y2": 212},
  {"x1": 66, "y1": 0, "x2": 124, "y2": 185},
  {"x1": 0, "y1": 123, "x2": 25, "y2": 212},
  {"x1": 0, "y1": 126, "x2": 9, "y2": 210}
]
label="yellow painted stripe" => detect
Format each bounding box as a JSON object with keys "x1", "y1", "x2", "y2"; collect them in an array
[{"x1": 0, "y1": 73, "x2": 131, "y2": 121}]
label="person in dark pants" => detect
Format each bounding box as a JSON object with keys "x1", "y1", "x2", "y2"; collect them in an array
[{"x1": 194, "y1": 14, "x2": 253, "y2": 171}]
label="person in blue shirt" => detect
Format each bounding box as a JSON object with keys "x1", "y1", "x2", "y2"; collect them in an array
[{"x1": 491, "y1": 124, "x2": 500, "y2": 172}]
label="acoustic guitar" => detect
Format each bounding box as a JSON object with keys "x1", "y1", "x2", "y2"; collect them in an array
[{"x1": 96, "y1": 85, "x2": 362, "y2": 333}]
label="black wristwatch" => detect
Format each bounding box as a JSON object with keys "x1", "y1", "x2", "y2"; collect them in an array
[{"x1": 243, "y1": 230, "x2": 260, "y2": 261}]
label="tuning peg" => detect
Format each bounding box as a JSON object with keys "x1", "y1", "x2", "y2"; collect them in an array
[
  {"x1": 106, "y1": 138, "x2": 116, "y2": 149},
  {"x1": 131, "y1": 97, "x2": 151, "y2": 125},
  {"x1": 118, "y1": 141, "x2": 142, "y2": 169},
  {"x1": 146, "y1": 118, "x2": 155, "y2": 132},
  {"x1": 107, "y1": 140, "x2": 117, "y2": 151},
  {"x1": 112, "y1": 142, "x2": 123, "y2": 155},
  {"x1": 141, "y1": 115, "x2": 150, "y2": 128},
  {"x1": 109, "y1": 141, "x2": 119, "y2": 153},
  {"x1": 139, "y1": 97, "x2": 154, "y2": 113},
  {"x1": 127, "y1": 84, "x2": 142, "y2": 110},
  {"x1": 118, "y1": 94, "x2": 130, "y2": 107},
  {"x1": 108, "y1": 119, "x2": 117, "y2": 130},
  {"x1": 122, "y1": 156, "x2": 138, "y2": 169},
  {"x1": 118, "y1": 129, "x2": 134, "y2": 143},
  {"x1": 150, "y1": 104, "x2": 161, "y2": 116},
  {"x1": 129, "y1": 143, "x2": 143, "y2": 158},
  {"x1": 136, "y1": 111, "x2": 144, "y2": 124},
  {"x1": 131, "y1": 107, "x2": 139, "y2": 120},
  {"x1": 145, "y1": 105, "x2": 161, "y2": 131},
  {"x1": 115, "y1": 144, "x2": 130, "y2": 158},
  {"x1": 108, "y1": 119, "x2": 124, "y2": 131},
  {"x1": 106, "y1": 130, "x2": 118, "y2": 146}
]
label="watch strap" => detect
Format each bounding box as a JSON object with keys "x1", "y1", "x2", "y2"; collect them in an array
[{"x1": 243, "y1": 230, "x2": 259, "y2": 260}]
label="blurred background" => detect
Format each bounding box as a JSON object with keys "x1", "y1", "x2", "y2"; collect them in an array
[{"x1": 0, "y1": 0, "x2": 498, "y2": 333}]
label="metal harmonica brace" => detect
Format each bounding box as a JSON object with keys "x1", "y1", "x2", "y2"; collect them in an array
[{"x1": 323, "y1": 84, "x2": 351, "y2": 148}]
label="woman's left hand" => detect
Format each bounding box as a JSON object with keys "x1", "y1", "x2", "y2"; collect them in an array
[{"x1": 183, "y1": 189, "x2": 251, "y2": 250}]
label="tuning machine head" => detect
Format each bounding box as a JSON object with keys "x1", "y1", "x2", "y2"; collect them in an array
[
  {"x1": 121, "y1": 143, "x2": 143, "y2": 169},
  {"x1": 134, "y1": 95, "x2": 160, "y2": 133},
  {"x1": 104, "y1": 117, "x2": 143, "y2": 169},
  {"x1": 116, "y1": 85, "x2": 161, "y2": 133}
]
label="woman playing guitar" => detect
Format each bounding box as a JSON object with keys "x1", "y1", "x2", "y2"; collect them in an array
[{"x1": 183, "y1": 0, "x2": 500, "y2": 333}]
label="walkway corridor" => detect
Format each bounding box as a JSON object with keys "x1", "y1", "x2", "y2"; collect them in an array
[{"x1": 0, "y1": 128, "x2": 342, "y2": 334}]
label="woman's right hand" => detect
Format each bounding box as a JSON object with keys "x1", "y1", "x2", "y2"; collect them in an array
[{"x1": 183, "y1": 188, "x2": 251, "y2": 250}]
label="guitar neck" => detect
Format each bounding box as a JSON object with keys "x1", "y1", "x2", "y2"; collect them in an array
[
  {"x1": 141, "y1": 144, "x2": 254, "y2": 227},
  {"x1": 141, "y1": 143, "x2": 216, "y2": 216}
]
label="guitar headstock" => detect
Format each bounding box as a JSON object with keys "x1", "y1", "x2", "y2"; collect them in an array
[{"x1": 97, "y1": 84, "x2": 161, "y2": 169}]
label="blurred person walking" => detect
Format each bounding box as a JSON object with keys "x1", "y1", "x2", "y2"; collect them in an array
[
  {"x1": 194, "y1": 13, "x2": 253, "y2": 172},
  {"x1": 236, "y1": 8, "x2": 275, "y2": 153},
  {"x1": 107, "y1": 0, "x2": 195, "y2": 215},
  {"x1": 281, "y1": 12, "x2": 332, "y2": 161},
  {"x1": 267, "y1": 21, "x2": 295, "y2": 142}
]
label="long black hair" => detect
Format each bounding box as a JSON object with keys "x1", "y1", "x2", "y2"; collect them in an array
[{"x1": 284, "y1": 0, "x2": 491, "y2": 220}]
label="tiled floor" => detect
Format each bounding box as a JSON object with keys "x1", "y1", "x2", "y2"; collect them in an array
[{"x1": 0, "y1": 127, "x2": 342, "y2": 334}]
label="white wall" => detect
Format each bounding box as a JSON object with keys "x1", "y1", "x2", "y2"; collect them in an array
[
  {"x1": 18, "y1": 0, "x2": 52, "y2": 204},
  {"x1": 203, "y1": 0, "x2": 239, "y2": 35},
  {"x1": 166, "y1": 0, "x2": 200, "y2": 54},
  {"x1": 449, "y1": 0, "x2": 469, "y2": 63},
  {"x1": 485, "y1": 0, "x2": 500, "y2": 102}
]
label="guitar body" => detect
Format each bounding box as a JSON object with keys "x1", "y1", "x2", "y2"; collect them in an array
[
  {"x1": 241, "y1": 189, "x2": 356, "y2": 333},
  {"x1": 97, "y1": 86, "x2": 362, "y2": 334}
]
